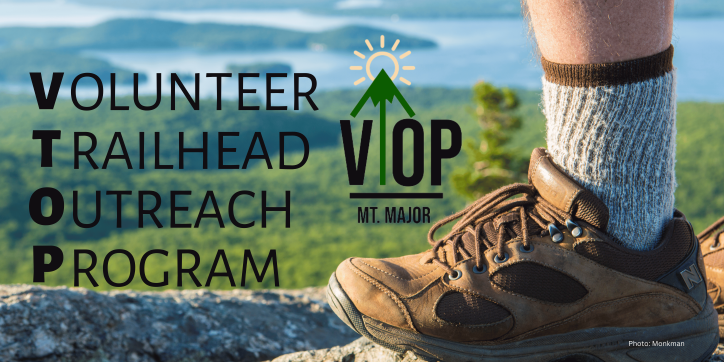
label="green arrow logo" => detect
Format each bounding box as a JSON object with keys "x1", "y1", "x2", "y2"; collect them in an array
[{"x1": 351, "y1": 69, "x2": 415, "y2": 185}]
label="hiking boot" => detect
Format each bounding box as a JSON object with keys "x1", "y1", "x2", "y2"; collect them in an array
[
  {"x1": 698, "y1": 216, "x2": 724, "y2": 337},
  {"x1": 327, "y1": 148, "x2": 718, "y2": 362}
]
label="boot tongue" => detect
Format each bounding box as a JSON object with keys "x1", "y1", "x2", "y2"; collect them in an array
[{"x1": 528, "y1": 148, "x2": 609, "y2": 231}]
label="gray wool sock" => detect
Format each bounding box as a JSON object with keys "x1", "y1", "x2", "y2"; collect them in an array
[{"x1": 540, "y1": 46, "x2": 677, "y2": 251}]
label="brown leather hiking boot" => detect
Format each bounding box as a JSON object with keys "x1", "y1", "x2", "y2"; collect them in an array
[
  {"x1": 327, "y1": 148, "x2": 718, "y2": 362},
  {"x1": 698, "y1": 216, "x2": 724, "y2": 337}
]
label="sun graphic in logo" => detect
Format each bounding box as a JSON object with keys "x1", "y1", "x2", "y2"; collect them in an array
[{"x1": 350, "y1": 35, "x2": 415, "y2": 86}]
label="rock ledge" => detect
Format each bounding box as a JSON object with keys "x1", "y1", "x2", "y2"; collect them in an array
[{"x1": 0, "y1": 284, "x2": 722, "y2": 362}]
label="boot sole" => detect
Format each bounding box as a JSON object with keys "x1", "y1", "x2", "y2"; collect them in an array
[{"x1": 327, "y1": 272, "x2": 719, "y2": 362}]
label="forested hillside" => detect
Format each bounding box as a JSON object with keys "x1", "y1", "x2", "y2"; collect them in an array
[{"x1": 0, "y1": 87, "x2": 721, "y2": 290}]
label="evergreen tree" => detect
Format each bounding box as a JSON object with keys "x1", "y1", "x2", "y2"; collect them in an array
[{"x1": 452, "y1": 81, "x2": 529, "y2": 199}]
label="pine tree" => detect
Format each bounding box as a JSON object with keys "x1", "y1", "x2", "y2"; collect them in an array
[{"x1": 451, "y1": 81, "x2": 529, "y2": 199}]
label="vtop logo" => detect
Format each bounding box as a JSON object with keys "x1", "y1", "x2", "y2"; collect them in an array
[{"x1": 341, "y1": 36, "x2": 462, "y2": 200}]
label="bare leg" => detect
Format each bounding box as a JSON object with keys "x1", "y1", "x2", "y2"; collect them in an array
[{"x1": 526, "y1": 0, "x2": 673, "y2": 64}]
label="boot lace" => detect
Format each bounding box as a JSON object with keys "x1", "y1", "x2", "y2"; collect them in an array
[
  {"x1": 426, "y1": 183, "x2": 580, "y2": 277},
  {"x1": 698, "y1": 215, "x2": 724, "y2": 250}
]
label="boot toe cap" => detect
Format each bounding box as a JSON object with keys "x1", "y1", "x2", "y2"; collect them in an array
[{"x1": 335, "y1": 258, "x2": 412, "y2": 330}]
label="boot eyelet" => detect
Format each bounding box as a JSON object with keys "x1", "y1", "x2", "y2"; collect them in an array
[
  {"x1": 565, "y1": 219, "x2": 583, "y2": 237},
  {"x1": 548, "y1": 224, "x2": 564, "y2": 243},
  {"x1": 494, "y1": 253, "x2": 509, "y2": 263},
  {"x1": 472, "y1": 265, "x2": 487, "y2": 274},
  {"x1": 712, "y1": 244, "x2": 720, "y2": 251},
  {"x1": 448, "y1": 270, "x2": 463, "y2": 280},
  {"x1": 519, "y1": 244, "x2": 534, "y2": 253}
]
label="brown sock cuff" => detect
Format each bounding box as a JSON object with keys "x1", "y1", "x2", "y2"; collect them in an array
[{"x1": 541, "y1": 45, "x2": 674, "y2": 87}]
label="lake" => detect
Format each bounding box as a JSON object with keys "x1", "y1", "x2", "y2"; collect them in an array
[{"x1": 1, "y1": 2, "x2": 722, "y2": 101}]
